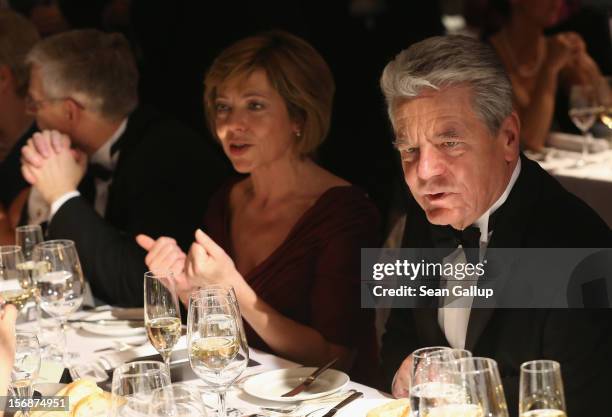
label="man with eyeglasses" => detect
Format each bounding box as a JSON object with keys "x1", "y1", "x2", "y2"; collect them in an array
[{"x1": 20, "y1": 29, "x2": 229, "y2": 307}]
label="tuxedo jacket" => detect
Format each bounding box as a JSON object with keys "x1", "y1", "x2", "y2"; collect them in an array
[
  {"x1": 381, "y1": 154, "x2": 612, "y2": 417},
  {"x1": 0, "y1": 123, "x2": 35, "y2": 208},
  {"x1": 47, "y1": 106, "x2": 230, "y2": 306}
]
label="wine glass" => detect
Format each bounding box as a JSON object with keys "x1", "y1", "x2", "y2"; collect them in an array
[
  {"x1": 409, "y1": 346, "x2": 463, "y2": 417},
  {"x1": 519, "y1": 360, "x2": 566, "y2": 417},
  {"x1": 438, "y1": 357, "x2": 509, "y2": 417},
  {"x1": 149, "y1": 383, "x2": 208, "y2": 416},
  {"x1": 110, "y1": 360, "x2": 171, "y2": 417},
  {"x1": 15, "y1": 225, "x2": 45, "y2": 323},
  {"x1": 31, "y1": 240, "x2": 84, "y2": 363},
  {"x1": 11, "y1": 331, "x2": 41, "y2": 417},
  {"x1": 187, "y1": 289, "x2": 249, "y2": 417},
  {"x1": 144, "y1": 271, "x2": 182, "y2": 372},
  {"x1": 568, "y1": 84, "x2": 600, "y2": 167},
  {"x1": 0, "y1": 246, "x2": 33, "y2": 311},
  {"x1": 15, "y1": 225, "x2": 43, "y2": 261}
]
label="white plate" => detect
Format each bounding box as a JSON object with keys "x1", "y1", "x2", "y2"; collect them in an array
[
  {"x1": 243, "y1": 367, "x2": 350, "y2": 402},
  {"x1": 77, "y1": 311, "x2": 145, "y2": 336}
]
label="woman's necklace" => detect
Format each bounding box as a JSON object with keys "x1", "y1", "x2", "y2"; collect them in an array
[{"x1": 500, "y1": 29, "x2": 546, "y2": 78}]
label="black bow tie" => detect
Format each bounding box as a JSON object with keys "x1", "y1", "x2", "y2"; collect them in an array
[
  {"x1": 431, "y1": 224, "x2": 481, "y2": 248},
  {"x1": 88, "y1": 163, "x2": 113, "y2": 181},
  {"x1": 431, "y1": 224, "x2": 482, "y2": 265}
]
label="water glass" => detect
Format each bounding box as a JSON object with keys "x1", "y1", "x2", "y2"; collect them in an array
[{"x1": 110, "y1": 360, "x2": 171, "y2": 417}]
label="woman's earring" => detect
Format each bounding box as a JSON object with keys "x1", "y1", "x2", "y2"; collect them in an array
[{"x1": 295, "y1": 131, "x2": 302, "y2": 137}]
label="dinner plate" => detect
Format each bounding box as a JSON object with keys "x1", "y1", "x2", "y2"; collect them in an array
[
  {"x1": 77, "y1": 310, "x2": 146, "y2": 336},
  {"x1": 243, "y1": 367, "x2": 350, "y2": 402}
]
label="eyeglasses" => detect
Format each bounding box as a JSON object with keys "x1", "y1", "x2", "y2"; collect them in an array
[{"x1": 25, "y1": 94, "x2": 85, "y2": 113}]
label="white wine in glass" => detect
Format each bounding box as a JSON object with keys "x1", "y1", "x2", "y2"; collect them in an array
[
  {"x1": 520, "y1": 360, "x2": 566, "y2": 417},
  {"x1": 0, "y1": 246, "x2": 34, "y2": 311},
  {"x1": 144, "y1": 271, "x2": 182, "y2": 372},
  {"x1": 188, "y1": 288, "x2": 249, "y2": 417}
]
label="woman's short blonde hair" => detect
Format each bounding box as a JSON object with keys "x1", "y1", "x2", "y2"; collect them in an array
[{"x1": 204, "y1": 31, "x2": 335, "y2": 156}]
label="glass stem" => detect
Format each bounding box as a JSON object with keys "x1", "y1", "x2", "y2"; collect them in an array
[
  {"x1": 163, "y1": 352, "x2": 171, "y2": 373},
  {"x1": 14, "y1": 381, "x2": 33, "y2": 417},
  {"x1": 59, "y1": 318, "x2": 67, "y2": 365},
  {"x1": 217, "y1": 389, "x2": 227, "y2": 417},
  {"x1": 582, "y1": 131, "x2": 592, "y2": 162}
]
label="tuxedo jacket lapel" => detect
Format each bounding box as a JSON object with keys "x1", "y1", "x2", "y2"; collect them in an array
[{"x1": 465, "y1": 154, "x2": 537, "y2": 350}]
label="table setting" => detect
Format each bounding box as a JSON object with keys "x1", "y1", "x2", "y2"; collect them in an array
[
  {"x1": 1, "y1": 235, "x2": 391, "y2": 416},
  {"x1": 3, "y1": 236, "x2": 571, "y2": 417}
]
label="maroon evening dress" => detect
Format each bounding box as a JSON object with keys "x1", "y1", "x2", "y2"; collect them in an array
[{"x1": 204, "y1": 177, "x2": 381, "y2": 384}]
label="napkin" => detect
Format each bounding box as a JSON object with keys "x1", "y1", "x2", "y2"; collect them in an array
[{"x1": 547, "y1": 132, "x2": 610, "y2": 153}]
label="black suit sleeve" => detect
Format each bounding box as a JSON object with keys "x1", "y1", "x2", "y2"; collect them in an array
[
  {"x1": 47, "y1": 196, "x2": 148, "y2": 306},
  {"x1": 380, "y1": 308, "x2": 418, "y2": 391}
]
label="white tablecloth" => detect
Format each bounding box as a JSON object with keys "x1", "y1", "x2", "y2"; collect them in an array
[
  {"x1": 527, "y1": 149, "x2": 612, "y2": 228},
  {"x1": 16, "y1": 308, "x2": 391, "y2": 416}
]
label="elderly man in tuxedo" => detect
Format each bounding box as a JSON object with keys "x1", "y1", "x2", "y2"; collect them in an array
[
  {"x1": 20, "y1": 29, "x2": 228, "y2": 306},
  {"x1": 379, "y1": 35, "x2": 611, "y2": 416}
]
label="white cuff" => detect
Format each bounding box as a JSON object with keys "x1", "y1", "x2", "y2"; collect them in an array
[{"x1": 50, "y1": 191, "x2": 81, "y2": 220}]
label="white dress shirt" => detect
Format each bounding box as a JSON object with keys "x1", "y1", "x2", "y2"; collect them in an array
[
  {"x1": 27, "y1": 119, "x2": 127, "y2": 223},
  {"x1": 437, "y1": 158, "x2": 521, "y2": 349}
]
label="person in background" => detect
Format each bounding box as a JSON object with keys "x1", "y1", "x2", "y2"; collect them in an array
[
  {"x1": 19, "y1": 29, "x2": 229, "y2": 306},
  {"x1": 487, "y1": 0, "x2": 601, "y2": 150},
  {"x1": 379, "y1": 35, "x2": 611, "y2": 416},
  {"x1": 0, "y1": 9, "x2": 39, "y2": 243},
  {"x1": 137, "y1": 31, "x2": 380, "y2": 383}
]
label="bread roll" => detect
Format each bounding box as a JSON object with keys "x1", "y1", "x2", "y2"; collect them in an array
[
  {"x1": 73, "y1": 391, "x2": 113, "y2": 417},
  {"x1": 366, "y1": 398, "x2": 410, "y2": 417}
]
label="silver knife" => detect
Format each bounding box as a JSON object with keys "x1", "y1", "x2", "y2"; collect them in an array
[
  {"x1": 68, "y1": 319, "x2": 144, "y2": 327},
  {"x1": 281, "y1": 358, "x2": 339, "y2": 397},
  {"x1": 321, "y1": 391, "x2": 363, "y2": 417}
]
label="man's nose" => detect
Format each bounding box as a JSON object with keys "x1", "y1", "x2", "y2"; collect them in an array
[{"x1": 416, "y1": 146, "x2": 445, "y2": 180}]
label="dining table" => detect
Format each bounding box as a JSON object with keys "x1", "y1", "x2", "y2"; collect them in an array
[
  {"x1": 526, "y1": 140, "x2": 612, "y2": 228},
  {"x1": 15, "y1": 305, "x2": 391, "y2": 416}
]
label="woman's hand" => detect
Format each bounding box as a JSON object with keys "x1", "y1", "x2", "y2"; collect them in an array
[
  {"x1": 136, "y1": 234, "x2": 193, "y2": 304},
  {"x1": 185, "y1": 229, "x2": 241, "y2": 289}
]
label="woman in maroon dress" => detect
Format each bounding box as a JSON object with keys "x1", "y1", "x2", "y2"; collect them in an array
[{"x1": 137, "y1": 31, "x2": 380, "y2": 382}]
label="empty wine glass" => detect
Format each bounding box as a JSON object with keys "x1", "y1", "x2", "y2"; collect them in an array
[
  {"x1": 110, "y1": 360, "x2": 171, "y2": 417},
  {"x1": 144, "y1": 271, "x2": 182, "y2": 372},
  {"x1": 31, "y1": 240, "x2": 84, "y2": 363},
  {"x1": 0, "y1": 246, "x2": 33, "y2": 311},
  {"x1": 12, "y1": 331, "x2": 41, "y2": 417},
  {"x1": 568, "y1": 84, "x2": 600, "y2": 167},
  {"x1": 188, "y1": 289, "x2": 249, "y2": 417},
  {"x1": 519, "y1": 360, "x2": 566, "y2": 417},
  {"x1": 15, "y1": 225, "x2": 43, "y2": 261},
  {"x1": 149, "y1": 383, "x2": 208, "y2": 416}
]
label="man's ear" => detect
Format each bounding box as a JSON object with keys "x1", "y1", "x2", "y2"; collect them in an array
[
  {"x1": 498, "y1": 111, "x2": 521, "y2": 163},
  {"x1": 63, "y1": 97, "x2": 82, "y2": 125},
  {"x1": 0, "y1": 65, "x2": 15, "y2": 94}
]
